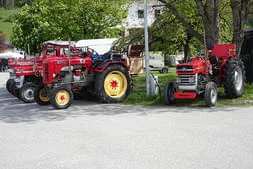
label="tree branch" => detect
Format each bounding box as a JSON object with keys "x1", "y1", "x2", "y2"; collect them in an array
[{"x1": 158, "y1": 0, "x2": 203, "y2": 42}]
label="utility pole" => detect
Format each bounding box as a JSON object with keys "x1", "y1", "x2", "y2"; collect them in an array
[{"x1": 144, "y1": 0, "x2": 150, "y2": 96}]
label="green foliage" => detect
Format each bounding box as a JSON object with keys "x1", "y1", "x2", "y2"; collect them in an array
[
  {"x1": 0, "y1": 7, "x2": 18, "y2": 40},
  {"x1": 11, "y1": 0, "x2": 128, "y2": 53},
  {"x1": 150, "y1": 0, "x2": 233, "y2": 56}
]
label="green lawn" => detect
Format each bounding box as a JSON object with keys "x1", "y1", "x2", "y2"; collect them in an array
[
  {"x1": 0, "y1": 8, "x2": 18, "y2": 40},
  {"x1": 124, "y1": 69, "x2": 253, "y2": 107}
]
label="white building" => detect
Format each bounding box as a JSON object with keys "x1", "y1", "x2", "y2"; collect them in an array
[{"x1": 124, "y1": 0, "x2": 163, "y2": 36}]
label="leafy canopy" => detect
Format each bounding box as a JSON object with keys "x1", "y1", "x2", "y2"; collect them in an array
[{"x1": 11, "y1": 0, "x2": 128, "y2": 53}]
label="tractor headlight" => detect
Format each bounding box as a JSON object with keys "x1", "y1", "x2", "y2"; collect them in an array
[{"x1": 53, "y1": 73, "x2": 58, "y2": 78}]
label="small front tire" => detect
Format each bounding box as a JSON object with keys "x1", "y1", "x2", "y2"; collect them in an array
[
  {"x1": 35, "y1": 85, "x2": 50, "y2": 105},
  {"x1": 164, "y1": 82, "x2": 176, "y2": 105},
  {"x1": 204, "y1": 82, "x2": 217, "y2": 107},
  {"x1": 50, "y1": 87, "x2": 73, "y2": 109},
  {"x1": 20, "y1": 83, "x2": 36, "y2": 103}
]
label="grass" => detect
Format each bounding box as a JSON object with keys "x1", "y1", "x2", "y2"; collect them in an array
[
  {"x1": 124, "y1": 69, "x2": 253, "y2": 107},
  {"x1": 0, "y1": 8, "x2": 18, "y2": 40}
]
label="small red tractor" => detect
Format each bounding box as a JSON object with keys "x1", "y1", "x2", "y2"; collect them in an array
[
  {"x1": 6, "y1": 41, "x2": 74, "y2": 103},
  {"x1": 34, "y1": 46, "x2": 131, "y2": 109},
  {"x1": 164, "y1": 44, "x2": 245, "y2": 107}
]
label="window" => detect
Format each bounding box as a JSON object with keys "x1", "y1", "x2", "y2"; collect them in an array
[
  {"x1": 138, "y1": 10, "x2": 144, "y2": 18},
  {"x1": 155, "y1": 9, "x2": 161, "y2": 18}
]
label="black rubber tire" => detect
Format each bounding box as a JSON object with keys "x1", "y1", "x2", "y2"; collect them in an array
[
  {"x1": 34, "y1": 85, "x2": 50, "y2": 105},
  {"x1": 6, "y1": 79, "x2": 14, "y2": 93},
  {"x1": 10, "y1": 81, "x2": 20, "y2": 97},
  {"x1": 204, "y1": 82, "x2": 217, "y2": 107},
  {"x1": 241, "y1": 54, "x2": 253, "y2": 83},
  {"x1": 95, "y1": 64, "x2": 131, "y2": 103},
  {"x1": 20, "y1": 83, "x2": 36, "y2": 103},
  {"x1": 159, "y1": 68, "x2": 168, "y2": 74},
  {"x1": 164, "y1": 82, "x2": 176, "y2": 105},
  {"x1": 223, "y1": 57, "x2": 245, "y2": 98},
  {"x1": 50, "y1": 87, "x2": 73, "y2": 109}
]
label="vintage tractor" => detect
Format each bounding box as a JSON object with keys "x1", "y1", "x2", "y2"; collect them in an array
[
  {"x1": 34, "y1": 47, "x2": 131, "y2": 109},
  {"x1": 164, "y1": 44, "x2": 245, "y2": 107},
  {"x1": 6, "y1": 41, "x2": 74, "y2": 103}
]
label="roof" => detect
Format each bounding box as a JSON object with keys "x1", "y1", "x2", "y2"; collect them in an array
[
  {"x1": 43, "y1": 40, "x2": 76, "y2": 46},
  {"x1": 76, "y1": 38, "x2": 118, "y2": 54}
]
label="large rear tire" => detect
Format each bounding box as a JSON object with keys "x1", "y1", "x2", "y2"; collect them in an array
[
  {"x1": 50, "y1": 87, "x2": 73, "y2": 109},
  {"x1": 20, "y1": 83, "x2": 36, "y2": 103},
  {"x1": 223, "y1": 57, "x2": 245, "y2": 98},
  {"x1": 204, "y1": 82, "x2": 217, "y2": 107},
  {"x1": 34, "y1": 85, "x2": 50, "y2": 105},
  {"x1": 164, "y1": 82, "x2": 176, "y2": 105},
  {"x1": 95, "y1": 64, "x2": 131, "y2": 103}
]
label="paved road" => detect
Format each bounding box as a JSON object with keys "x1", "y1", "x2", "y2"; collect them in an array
[{"x1": 0, "y1": 87, "x2": 253, "y2": 169}]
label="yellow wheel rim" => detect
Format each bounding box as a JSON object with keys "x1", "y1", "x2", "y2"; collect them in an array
[
  {"x1": 39, "y1": 88, "x2": 50, "y2": 102},
  {"x1": 104, "y1": 71, "x2": 127, "y2": 98},
  {"x1": 55, "y1": 90, "x2": 70, "y2": 106}
]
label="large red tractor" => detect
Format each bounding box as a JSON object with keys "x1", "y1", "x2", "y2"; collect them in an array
[
  {"x1": 6, "y1": 41, "x2": 74, "y2": 103},
  {"x1": 164, "y1": 44, "x2": 245, "y2": 107},
  {"x1": 35, "y1": 47, "x2": 131, "y2": 109}
]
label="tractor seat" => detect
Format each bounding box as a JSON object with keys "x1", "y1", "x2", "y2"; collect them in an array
[
  {"x1": 101, "y1": 51, "x2": 112, "y2": 60},
  {"x1": 209, "y1": 55, "x2": 218, "y2": 65}
]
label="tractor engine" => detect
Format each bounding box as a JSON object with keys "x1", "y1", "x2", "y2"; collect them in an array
[{"x1": 176, "y1": 57, "x2": 210, "y2": 95}]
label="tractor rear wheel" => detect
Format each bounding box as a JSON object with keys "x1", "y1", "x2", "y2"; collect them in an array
[
  {"x1": 223, "y1": 57, "x2": 245, "y2": 98},
  {"x1": 6, "y1": 79, "x2": 14, "y2": 93},
  {"x1": 95, "y1": 64, "x2": 131, "y2": 103},
  {"x1": 164, "y1": 82, "x2": 176, "y2": 105},
  {"x1": 204, "y1": 82, "x2": 217, "y2": 107},
  {"x1": 50, "y1": 87, "x2": 73, "y2": 109},
  {"x1": 20, "y1": 83, "x2": 36, "y2": 103},
  {"x1": 35, "y1": 85, "x2": 50, "y2": 105}
]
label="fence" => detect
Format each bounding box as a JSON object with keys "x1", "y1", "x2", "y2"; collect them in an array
[{"x1": 0, "y1": 72, "x2": 9, "y2": 88}]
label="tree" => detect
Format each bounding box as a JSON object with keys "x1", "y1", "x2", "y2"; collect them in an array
[
  {"x1": 230, "y1": 0, "x2": 253, "y2": 54},
  {"x1": 155, "y1": 0, "x2": 249, "y2": 57},
  {"x1": 11, "y1": 0, "x2": 128, "y2": 53}
]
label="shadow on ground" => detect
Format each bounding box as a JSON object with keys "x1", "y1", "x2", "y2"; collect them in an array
[{"x1": 0, "y1": 88, "x2": 238, "y2": 123}]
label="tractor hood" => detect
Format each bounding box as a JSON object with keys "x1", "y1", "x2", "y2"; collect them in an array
[{"x1": 176, "y1": 57, "x2": 210, "y2": 75}]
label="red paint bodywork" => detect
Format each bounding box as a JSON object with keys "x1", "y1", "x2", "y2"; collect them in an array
[
  {"x1": 9, "y1": 43, "x2": 72, "y2": 77},
  {"x1": 174, "y1": 43, "x2": 236, "y2": 100}
]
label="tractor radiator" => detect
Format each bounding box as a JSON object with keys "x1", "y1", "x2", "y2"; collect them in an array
[{"x1": 176, "y1": 74, "x2": 197, "y2": 90}]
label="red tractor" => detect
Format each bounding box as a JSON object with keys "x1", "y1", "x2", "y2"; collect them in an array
[
  {"x1": 34, "y1": 47, "x2": 131, "y2": 109},
  {"x1": 164, "y1": 44, "x2": 245, "y2": 107},
  {"x1": 6, "y1": 41, "x2": 75, "y2": 103}
]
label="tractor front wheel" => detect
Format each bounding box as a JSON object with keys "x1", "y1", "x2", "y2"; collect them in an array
[
  {"x1": 20, "y1": 83, "x2": 36, "y2": 103},
  {"x1": 95, "y1": 64, "x2": 131, "y2": 103},
  {"x1": 204, "y1": 82, "x2": 217, "y2": 107},
  {"x1": 6, "y1": 79, "x2": 14, "y2": 93},
  {"x1": 223, "y1": 57, "x2": 245, "y2": 98},
  {"x1": 50, "y1": 87, "x2": 73, "y2": 109},
  {"x1": 35, "y1": 85, "x2": 50, "y2": 105},
  {"x1": 164, "y1": 82, "x2": 176, "y2": 105}
]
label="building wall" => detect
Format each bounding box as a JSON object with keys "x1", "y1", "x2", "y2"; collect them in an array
[{"x1": 124, "y1": 0, "x2": 163, "y2": 30}]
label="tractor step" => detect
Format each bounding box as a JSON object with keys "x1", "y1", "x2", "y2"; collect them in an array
[{"x1": 174, "y1": 92, "x2": 197, "y2": 99}]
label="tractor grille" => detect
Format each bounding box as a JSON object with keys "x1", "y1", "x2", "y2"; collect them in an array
[
  {"x1": 43, "y1": 63, "x2": 49, "y2": 82},
  {"x1": 177, "y1": 65, "x2": 193, "y2": 73},
  {"x1": 177, "y1": 74, "x2": 197, "y2": 86}
]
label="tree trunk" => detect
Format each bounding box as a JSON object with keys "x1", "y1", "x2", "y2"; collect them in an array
[
  {"x1": 230, "y1": 0, "x2": 253, "y2": 56},
  {"x1": 196, "y1": 0, "x2": 220, "y2": 50},
  {"x1": 184, "y1": 32, "x2": 192, "y2": 61}
]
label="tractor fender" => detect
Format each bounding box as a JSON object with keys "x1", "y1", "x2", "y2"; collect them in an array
[{"x1": 94, "y1": 61, "x2": 128, "y2": 73}]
